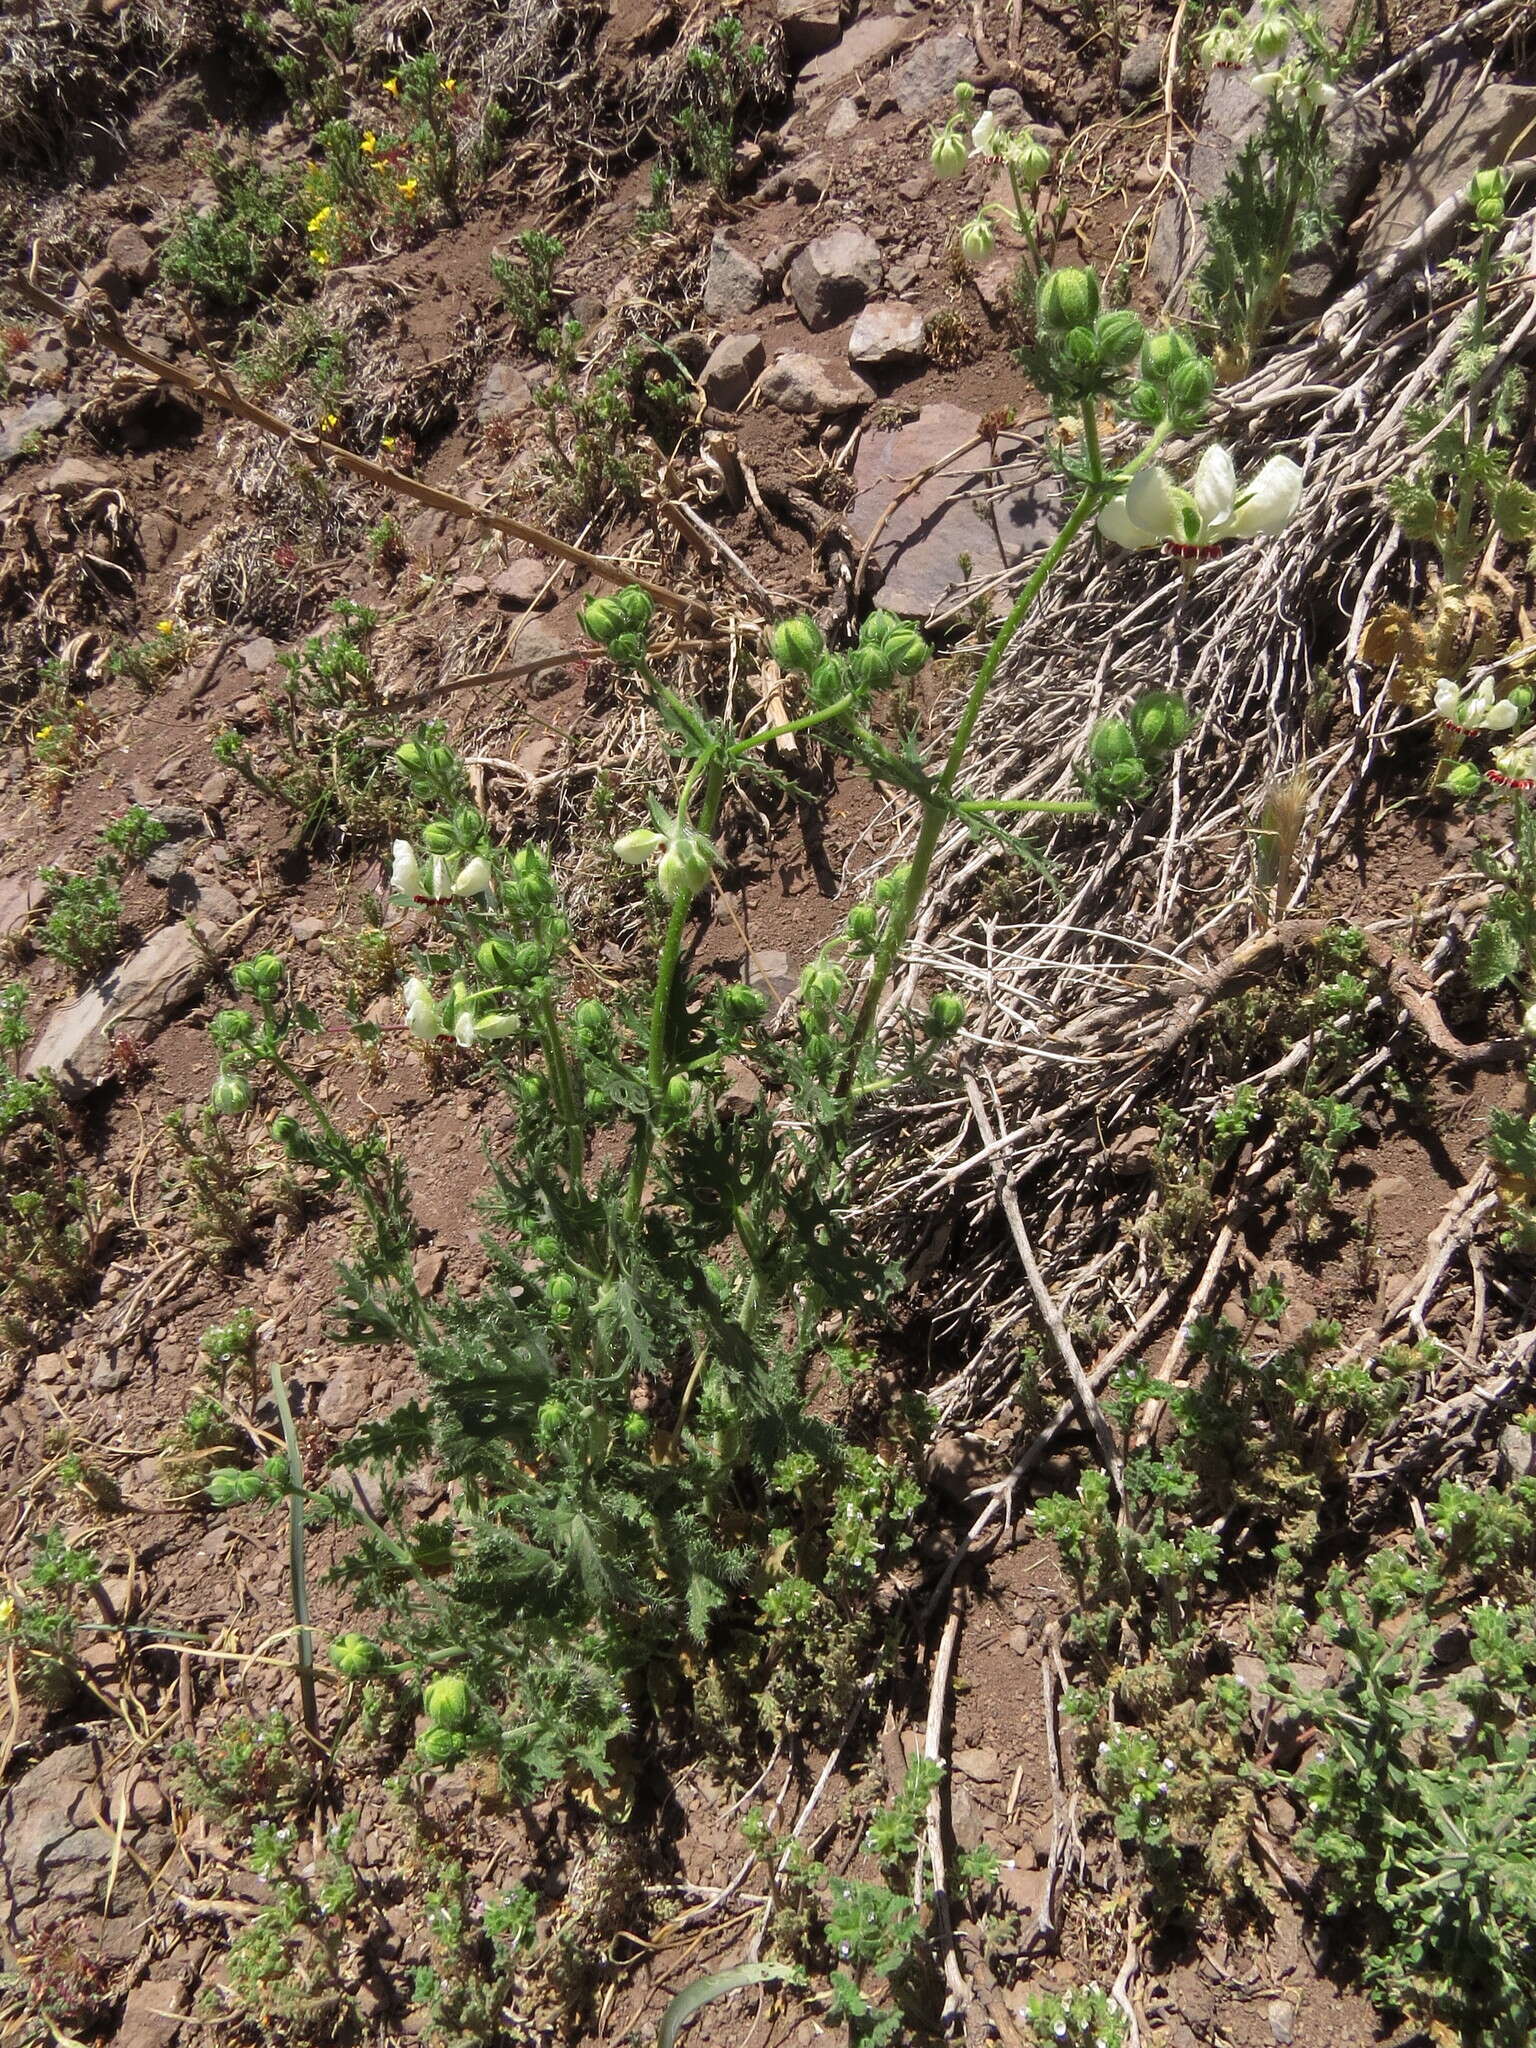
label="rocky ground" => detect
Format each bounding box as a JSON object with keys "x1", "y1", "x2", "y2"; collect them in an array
[{"x1": 2, "y1": 0, "x2": 1535, "y2": 2045}]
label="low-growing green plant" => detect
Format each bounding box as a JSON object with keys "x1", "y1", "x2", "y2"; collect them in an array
[
  {"x1": 0, "y1": 989, "x2": 99, "y2": 1353},
  {"x1": 671, "y1": 13, "x2": 777, "y2": 192},
  {"x1": 1022, "y1": 1985, "x2": 1126, "y2": 2048},
  {"x1": 162, "y1": 152, "x2": 304, "y2": 310},
  {"x1": 490, "y1": 229, "x2": 565, "y2": 352},
  {"x1": 110, "y1": 617, "x2": 192, "y2": 688},
  {"x1": 173, "y1": 1707, "x2": 315, "y2": 1823},
  {"x1": 220, "y1": 1815, "x2": 368, "y2": 2033},
  {"x1": 37, "y1": 859, "x2": 122, "y2": 980},
  {"x1": 243, "y1": 0, "x2": 360, "y2": 122},
  {"x1": 0, "y1": 1529, "x2": 101, "y2": 1704},
  {"x1": 100, "y1": 803, "x2": 170, "y2": 866}
]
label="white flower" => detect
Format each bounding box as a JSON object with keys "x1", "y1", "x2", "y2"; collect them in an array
[
  {"x1": 959, "y1": 214, "x2": 996, "y2": 261},
  {"x1": 390, "y1": 839, "x2": 423, "y2": 897},
  {"x1": 403, "y1": 976, "x2": 442, "y2": 1039},
  {"x1": 453, "y1": 1009, "x2": 478, "y2": 1047},
  {"x1": 430, "y1": 855, "x2": 453, "y2": 900},
  {"x1": 1436, "y1": 675, "x2": 1523, "y2": 731},
  {"x1": 1491, "y1": 732, "x2": 1536, "y2": 785},
  {"x1": 451, "y1": 855, "x2": 494, "y2": 897},
  {"x1": 970, "y1": 109, "x2": 1002, "y2": 156},
  {"x1": 1251, "y1": 60, "x2": 1336, "y2": 114},
  {"x1": 475, "y1": 1011, "x2": 520, "y2": 1041},
  {"x1": 1098, "y1": 444, "x2": 1304, "y2": 553},
  {"x1": 613, "y1": 827, "x2": 665, "y2": 865}
]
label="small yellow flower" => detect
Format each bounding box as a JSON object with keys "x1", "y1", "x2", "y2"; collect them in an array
[
  {"x1": 397, "y1": 177, "x2": 419, "y2": 200},
  {"x1": 36, "y1": 724, "x2": 53, "y2": 741},
  {"x1": 319, "y1": 413, "x2": 340, "y2": 432},
  {"x1": 307, "y1": 205, "x2": 333, "y2": 231},
  {"x1": 381, "y1": 436, "x2": 397, "y2": 451},
  {"x1": 383, "y1": 76, "x2": 400, "y2": 95},
  {"x1": 373, "y1": 159, "x2": 391, "y2": 173},
  {"x1": 156, "y1": 619, "x2": 176, "y2": 636},
  {"x1": 442, "y1": 76, "x2": 457, "y2": 92},
  {"x1": 312, "y1": 249, "x2": 330, "y2": 266},
  {"x1": 361, "y1": 131, "x2": 377, "y2": 154}
]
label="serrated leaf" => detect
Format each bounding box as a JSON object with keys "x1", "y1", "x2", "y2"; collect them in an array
[
  {"x1": 1468, "y1": 916, "x2": 1523, "y2": 991},
  {"x1": 657, "y1": 1963, "x2": 801, "y2": 2048}
]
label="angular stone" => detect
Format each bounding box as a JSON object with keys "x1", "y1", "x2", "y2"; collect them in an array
[
  {"x1": 849, "y1": 401, "x2": 1060, "y2": 618},
  {"x1": 1145, "y1": 62, "x2": 1266, "y2": 295},
  {"x1": 240, "y1": 636, "x2": 276, "y2": 673},
  {"x1": 26, "y1": 923, "x2": 211, "y2": 1100},
  {"x1": 758, "y1": 352, "x2": 874, "y2": 416},
  {"x1": 0, "y1": 1740, "x2": 169, "y2": 1925},
  {"x1": 849, "y1": 300, "x2": 926, "y2": 368},
  {"x1": 776, "y1": 0, "x2": 842, "y2": 58},
  {"x1": 476, "y1": 361, "x2": 533, "y2": 427},
  {"x1": 0, "y1": 396, "x2": 69, "y2": 463},
  {"x1": 890, "y1": 31, "x2": 978, "y2": 116},
  {"x1": 797, "y1": 13, "x2": 910, "y2": 97},
  {"x1": 788, "y1": 226, "x2": 883, "y2": 330},
  {"x1": 703, "y1": 235, "x2": 765, "y2": 318},
  {"x1": 700, "y1": 332, "x2": 766, "y2": 410},
  {"x1": 105, "y1": 224, "x2": 157, "y2": 287},
  {"x1": 826, "y1": 97, "x2": 860, "y2": 140},
  {"x1": 1361, "y1": 71, "x2": 1536, "y2": 264},
  {"x1": 45, "y1": 457, "x2": 112, "y2": 497},
  {"x1": 116, "y1": 1980, "x2": 188, "y2": 2048}
]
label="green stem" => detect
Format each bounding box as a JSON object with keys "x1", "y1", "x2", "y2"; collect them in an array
[
  {"x1": 537, "y1": 989, "x2": 586, "y2": 1186},
  {"x1": 835, "y1": 487, "x2": 1099, "y2": 1098},
  {"x1": 624, "y1": 753, "x2": 728, "y2": 1225},
  {"x1": 963, "y1": 796, "x2": 1099, "y2": 815},
  {"x1": 733, "y1": 694, "x2": 857, "y2": 755},
  {"x1": 269, "y1": 1357, "x2": 320, "y2": 1745},
  {"x1": 1005, "y1": 165, "x2": 1043, "y2": 273}
]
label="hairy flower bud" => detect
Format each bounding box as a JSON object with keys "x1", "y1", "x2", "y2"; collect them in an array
[
  {"x1": 234, "y1": 953, "x2": 284, "y2": 1001},
  {"x1": 615, "y1": 585, "x2": 655, "y2": 633},
  {"x1": 656, "y1": 828, "x2": 715, "y2": 904},
  {"x1": 210, "y1": 1069, "x2": 252, "y2": 1117},
  {"x1": 606, "y1": 630, "x2": 648, "y2": 668},
  {"x1": 209, "y1": 1467, "x2": 266, "y2": 1507},
  {"x1": 1140, "y1": 330, "x2": 1194, "y2": 383},
  {"x1": 422, "y1": 819, "x2": 458, "y2": 856},
  {"x1": 424, "y1": 1675, "x2": 472, "y2": 1728},
  {"x1": 1037, "y1": 265, "x2": 1100, "y2": 333},
  {"x1": 719, "y1": 982, "x2": 767, "y2": 1025},
  {"x1": 1441, "y1": 760, "x2": 1484, "y2": 799},
  {"x1": 1088, "y1": 716, "x2": 1137, "y2": 769},
  {"x1": 1167, "y1": 356, "x2": 1217, "y2": 418},
  {"x1": 1469, "y1": 167, "x2": 1509, "y2": 229},
  {"x1": 930, "y1": 123, "x2": 968, "y2": 178},
  {"x1": 885, "y1": 627, "x2": 931, "y2": 676},
  {"x1": 927, "y1": 990, "x2": 966, "y2": 1037},
  {"x1": 846, "y1": 903, "x2": 879, "y2": 948},
  {"x1": 860, "y1": 610, "x2": 902, "y2": 649},
  {"x1": 959, "y1": 214, "x2": 996, "y2": 262},
  {"x1": 847, "y1": 645, "x2": 895, "y2": 694},
  {"x1": 1005, "y1": 129, "x2": 1051, "y2": 189},
  {"x1": 665, "y1": 1073, "x2": 692, "y2": 1113},
  {"x1": 580, "y1": 595, "x2": 627, "y2": 646},
  {"x1": 1129, "y1": 690, "x2": 1193, "y2": 756},
  {"x1": 418, "y1": 1725, "x2": 467, "y2": 1766},
  {"x1": 613, "y1": 826, "x2": 665, "y2": 866},
  {"x1": 771, "y1": 617, "x2": 825, "y2": 675},
  {"x1": 571, "y1": 998, "x2": 611, "y2": 1045},
  {"x1": 809, "y1": 655, "x2": 850, "y2": 709},
  {"x1": 1250, "y1": 10, "x2": 1290, "y2": 62},
  {"x1": 476, "y1": 935, "x2": 520, "y2": 981},
  {"x1": 1094, "y1": 308, "x2": 1145, "y2": 368},
  {"x1": 330, "y1": 1633, "x2": 382, "y2": 1679}
]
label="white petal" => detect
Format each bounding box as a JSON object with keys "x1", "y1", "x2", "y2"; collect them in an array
[
  {"x1": 390, "y1": 840, "x2": 423, "y2": 896},
  {"x1": 1124, "y1": 464, "x2": 1182, "y2": 540},
  {"x1": 1229, "y1": 455, "x2": 1304, "y2": 538},
  {"x1": 1433, "y1": 679, "x2": 1459, "y2": 718},
  {"x1": 451, "y1": 856, "x2": 494, "y2": 897},
  {"x1": 1098, "y1": 493, "x2": 1152, "y2": 549},
  {"x1": 1250, "y1": 69, "x2": 1281, "y2": 97},
  {"x1": 453, "y1": 1010, "x2": 478, "y2": 1047},
  {"x1": 970, "y1": 111, "x2": 1000, "y2": 155},
  {"x1": 1190, "y1": 444, "x2": 1237, "y2": 538},
  {"x1": 1484, "y1": 699, "x2": 1521, "y2": 731},
  {"x1": 430, "y1": 856, "x2": 453, "y2": 900}
]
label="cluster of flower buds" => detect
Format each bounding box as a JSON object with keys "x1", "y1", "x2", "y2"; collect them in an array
[
  {"x1": 1469, "y1": 166, "x2": 1509, "y2": 232},
  {"x1": 1033, "y1": 266, "x2": 1147, "y2": 402},
  {"x1": 614, "y1": 815, "x2": 717, "y2": 905},
  {"x1": 1434, "y1": 674, "x2": 1530, "y2": 735},
  {"x1": 1121, "y1": 329, "x2": 1218, "y2": 435},
  {"x1": 931, "y1": 82, "x2": 1054, "y2": 260},
  {"x1": 1198, "y1": 2, "x2": 1337, "y2": 110},
  {"x1": 770, "y1": 609, "x2": 930, "y2": 710},
  {"x1": 419, "y1": 1673, "x2": 474, "y2": 1765},
  {"x1": 1083, "y1": 690, "x2": 1194, "y2": 806},
  {"x1": 1097, "y1": 443, "x2": 1304, "y2": 557},
  {"x1": 580, "y1": 584, "x2": 657, "y2": 667}
]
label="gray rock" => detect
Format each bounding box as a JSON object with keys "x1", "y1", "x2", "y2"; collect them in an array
[
  {"x1": 240, "y1": 636, "x2": 276, "y2": 673},
  {"x1": 776, "y1": 0, "x2": 843, "y2": 58},
  {"x1": 663, "y1": 329, "x2": 710, "y2": 373},
  {"x1": 758, "y1": 352, "x2": 874, "y2": 416},
  {"x1": 788, "y1": 226, "x2": 883, "y2": 330},
  {"x1": 986, "y1": 86, "x2": 1026, "y2": 125},
  {"x1": 143, "y1": 843, "x2": 188, "y2": 886},
  {"x1": 826, "y1": 96, "x2": 860, "y2": 140},
  {"x1": 849, "y1": 300, "x2": 926, "y2": 367},
  {"x1": 1360, "y1": 68, "x2": 1536, "y2": 264},
  {"x1": 849, "y1": 401, "x2": 1060, "y2": 618},
  {"x1": 890, "y1": 31, "x2": 978, "y2": 116},
  {"x1": 1119, "y1": 31, "x2": 1166, "y2": 104},
  {"x1": 703, "y1": 234, "x2": 765, "y2": 318},
  {"x1": 701, "y1": 332, "x2": 766, "y2": 410},
  {"x1": 476, "y1": 361, "x2": 534, "y2": 428},
  {"x1": 105, "y1": 224, "x2": 157, "y2": 287},
  {"x1": 318, "y1": 1362, "x2": 373, "y2": 1429},
  {"x1": 45, "y1": 457, "x2": 112, "y2": 497},
  {"x1": 763, "y1": 153, "x2": 831, "y2": 202},
  {"x1": 0, "y1": 1740, "x2": 169, "y2": 1925},
  {"x1": 796, "y1": 12, "x2": 911, "y2": 98},
  {"x1": 1145, "y1": 62, "x2": 1267, "y2": 296},
  {"x1": 489, "y1": 557, "x2": 556, "y2": 607},
  {"x1": 0, "y1": 396, "x2": 69, "y2": 463},
  {"x1": 26, "y1": 923, "x2": 212, "y2": 1100},
  {"x1": 747, "y1": 948, "x2": 796, "y2": 1008},
  {"x1": 115, "y1": 1980, "x2": 188, "y2": 2048}
]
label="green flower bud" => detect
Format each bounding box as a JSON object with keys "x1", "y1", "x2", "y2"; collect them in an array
[
  {"x1": 1140, "y1": 330, "x2": 1193, "y2": 383},
  {"x1": 581, "y1": 595, "x2": 627, "y2": 646},
  {"x1": 771, "y1": 617, "x2": 825, "y2": 675},
  {"x1": 330, "y1": 1633, "x2": 382, "y2": 1679},
  {"x1": 1088, "y1": 716, "x2": 1137, "y2": 769},
  {"x1": 210, "y1": 1069, "x2": 251, "y2": 1116},
  {"x1": 209, "y1": 1467, "x2": 265, "y2": 1507},
  {"x1": 656, "y1": 829, "x2": 714, "y2": 904},
  {"x1": 622, "y1": 1411, "x2": 651, "y2": 1445},
  {"x1": 1168, "y1": 356, "x2": 1217, "y2": 418},
  {"x1": 1094, "y1": 308, "x2": 1145, "y2": 368},
  {"x1": 930, "y1": 124, "x2": 969, "y2": 178},
  {"x1": 508, "y1": 847, "x2": 555, "y2": 909},
  {"x1": 423, "y1": 1675, "x2": 472, "y2": 1728},
  {"x1": 860, "y1": 610, "x2": 902, "y2": 648},
  {"x1": 874, "y1": 864, "x2": 911, "y2": 905},
  {"x1": 800, "y1": 961, "x2": 844, "y2": 1006},
  {"x1": 517, "y1": 1072, "x2": 546, "y2": 1106},
  {"x1": 1121, "y1": 379, "x2": 1165, "y2": 427},
  {"x1": 847, "y1": 645, "x2": 894, "y2": 694},
  {"x1": 1128, "y1": 690, "x2": 1193, "y2": 756},
  {"x1": 418, "y1": 1725, "x2": 467, "y2": 1766},
  {"x1": 476, "y1": 935, "x2": 521, "y2": 981},
  {"x1": 1250, "y1": 11, "x2": 1290, "y2": 61},
  {"x1": 846, "y1": 903, "x2": 879, "y2": 948},
  {"x1": 959, "y1": 214, "x2": 996, "y2": 263},
  {"x1": 547, "y1": 1273, "x2": 579, "y2": 1306},
  {"x1": 513, "y1": 940, "x2": 546, "y2": 979},
  {"x1": 885, "y1": 627, "x2": 930, "y2": 676},
  {"x1": 927, "y1": 990, "x2": 966, "y2": 1037},
  {"x1": 269, "y1": 1114, "x2": 305, "y2": 1155},
  {"x1": 1470, "y1": 167, "x2": 1509, "y2": 229},
  {"x1": 396, "y1": 740, "x2": 428, "y2": 773},
  {"x1": 537, "y1": 1399, "x2": 569, "y2": 1439},
  {"x1": 422, "y1": 819, "x2": 458, "y2": 855},
  {"x1": 665, "y1": 1073, "x2": 692, "y2": 1113},
  {"x1": 1441, "y1": 760, "x2": 1484, "y2": 799},
  {"x1": 233, "y1": 953, "x2": 285, "y2": 1001},
  {"x1": 606, "y1": 630, "x2": 648, "y2": 667},
  {"x1": 1063, "y1": 324, "x2": 1100, "y2": 369},
  {"x1": 571, "y1": 998, "x2": 611, "y2": 1045},
  {"x1": 809, "y1": 655, "x2": 850, "y2": 709},
  {"x1": 1006, "y1": 130, "x2": 1051, "y2": 190},
  {"x1": 718, "y1": 982, "x2": 767, "y2": 1025},
  {"x1": 615, "y1": 586, "x2": 655, "y2": 633},
  {"x1": 1037, "y1": 265, "x2": 1100, "y2": 333}
]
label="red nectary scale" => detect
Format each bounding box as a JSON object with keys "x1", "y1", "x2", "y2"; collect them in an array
[
  {"x1": 1165, "y1": 541, "x2": 1224, "y2": 561},
  {"x1": 1487, "y1": 770, "x2": 1536, "y2": 790}
]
